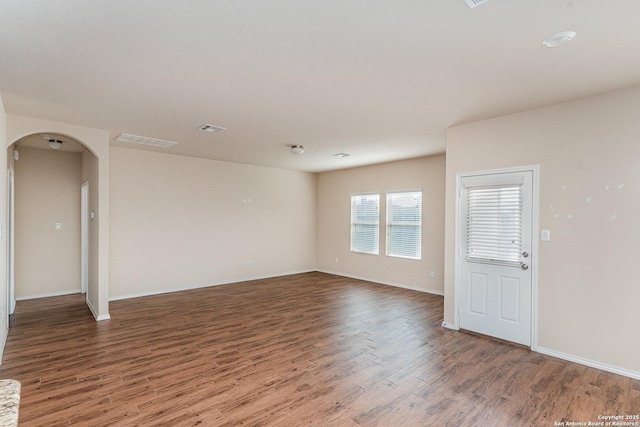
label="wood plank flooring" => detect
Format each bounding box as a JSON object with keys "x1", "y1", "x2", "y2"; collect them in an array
[{"x1": 1, "y1": 272, "x2": 638, "y2": 426}]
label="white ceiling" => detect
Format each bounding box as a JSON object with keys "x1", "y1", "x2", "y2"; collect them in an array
[{"x1": 2, "y1": 1, "x2": 640, "y2": 172}]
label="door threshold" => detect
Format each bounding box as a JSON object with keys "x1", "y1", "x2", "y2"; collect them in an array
[{"x1": 459, "y1": 328, "x2": 530, "y2": 350}]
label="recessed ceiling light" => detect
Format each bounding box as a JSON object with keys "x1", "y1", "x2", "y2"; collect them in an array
[
  {"x1": 116, "y1": 133, "x2": 179, "y2": 149},
  {"x1": 542, "y1": 31, "x2": 576, "y2": 48},
  {"x1": 291, "y1": 145, "x2": 305, "y2": 155},
  {"x1": 333, "y1": 153, "x2": 350, "y2": 158},
  {"x1": 199, "y1": 124, "x2": 226, "y2": 133}
]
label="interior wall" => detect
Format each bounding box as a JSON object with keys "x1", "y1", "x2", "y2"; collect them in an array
[
  {"x1": 0, "y1": 94, "x2": 8, "y2": 358},
  {"x1": 317, "y1": 155, "x2": 446, "y2": 294},
  {"x1": 82, "y1": 151, "x2": 99, "y2": 303},
  {"x1": 14, "y1": 147, "x2": 82, "y2": 298},
  {"x1": 444, "y1": 85, "x2": 640, "y2": 375},
  {"x1": 109, "y1": 146, "x2": 317, "y2": 299}
]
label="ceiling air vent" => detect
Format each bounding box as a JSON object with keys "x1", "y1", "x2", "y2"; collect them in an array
[
  {"x1": 199, "y1": 124, "x2": 226, "y2": 133},
  {"x1": 116, "y1": 133, "x2": 179, "y2": 149},
  {"x1": 464, "y1": 0, "x2": 490, "y2": 8}
]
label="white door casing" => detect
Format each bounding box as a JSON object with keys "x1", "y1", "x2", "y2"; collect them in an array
[
  {"x1": 456, "y1": 167, "x2": 538, "y2": 347},
  {"x1": 7, "y1": 168, "x2": 15, "y2": 315},
  {"x1": 81, "y1": 182, "x2": 89, "y2": 295}
]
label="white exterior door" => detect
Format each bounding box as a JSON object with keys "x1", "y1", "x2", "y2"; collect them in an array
[{"x1": 458, "y1": 169, "x2": 534, "y2": 346}]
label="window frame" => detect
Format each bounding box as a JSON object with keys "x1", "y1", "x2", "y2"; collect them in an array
[
  {"x1": 350, "y1": 192, "x2": 380, "y2": 255},
  {"x1": 385, "y1": 189, "x2": 423, "y2": 260},
  {"x1": 465, "y1": 184, "x2": 523, "y2": 267}
]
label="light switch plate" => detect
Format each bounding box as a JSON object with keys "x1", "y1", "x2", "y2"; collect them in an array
[{"x1": 541, "y1": 229, "x2": 551, "y2": 241}]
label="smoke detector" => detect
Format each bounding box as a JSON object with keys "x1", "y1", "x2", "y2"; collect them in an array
[
  {"x1": 464, "y1": 0, "x2": 490, "y2": 8},
  {"x1": 542, "y1": 31, "x2": 576, "y2": 48}
]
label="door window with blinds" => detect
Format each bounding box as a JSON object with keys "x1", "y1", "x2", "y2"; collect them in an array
[
  {"x1": 350, "y1": 193, "x2": 380, "y2": 255},
  {"x1": 386, "y1": 191, "x2": 422, "y2": 259},
  {"x1": 465, "y1": 181, "x2": 523, "y2": 267}
]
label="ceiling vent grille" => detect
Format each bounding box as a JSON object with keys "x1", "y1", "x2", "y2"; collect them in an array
[
  {"x1": 464, "y1": 0, "x2": 490, "y2": 8},
  {"x1": 199, "y1": 124, "x2": 226, "y2": 133},
  {"x1": 116, "y1": 133, "x2": 179, "y2": 149}
]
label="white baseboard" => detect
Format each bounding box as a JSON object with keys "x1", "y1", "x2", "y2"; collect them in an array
[
  {"x1": 13, "y1": 290, "x2": 111, "y2": 322},
  {"x1": 109, "y1": 270, "x2": 316, "y2": 302},
  {"x1": 537, "y1": 346, "x2": 640, "y2": 381},
  {"x1": 441, "y1": 321, "x2": 459, "y2": 330},
  {"x1": 85, "y1": 296, "x2": 110, "y2": 321},
  {"x1": 15, "y1": 289, "x2": 81, "y2": 301},
  {"x1": 0, "y1": 323, "x2": 7, "y2": 364},
  {"x1": 317, "y1": 269, "x2": 444, "y2": 296}
]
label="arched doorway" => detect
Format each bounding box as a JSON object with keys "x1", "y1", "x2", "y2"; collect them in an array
[
  {"x1": 9, "y1": 134, "x2": 94, "y2": 310},
  {"x1": 5, "y1": 115, "x2": 110, "y2": 322}
]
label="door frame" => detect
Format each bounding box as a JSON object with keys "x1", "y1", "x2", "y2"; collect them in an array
[
  {"x1": 454, "y1": 165, "x2": 540, "y2": 350},
  {"x1": 81, "y1": 181, "x2": 89, "y2": 295},
  {"x1": 7, "y1": 168, "x2": 15, "y2": 315}
]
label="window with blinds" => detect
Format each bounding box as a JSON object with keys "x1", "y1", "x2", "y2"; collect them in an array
[
  {"x1": 386, "y1": 191, "x2": 422, "y2": 259},
  {"x1": 351, "y1": 193, "x2": 380, "y2": 255},
  {"x1": 466, "y1": 184, "x2": 522, "y2": 266}
]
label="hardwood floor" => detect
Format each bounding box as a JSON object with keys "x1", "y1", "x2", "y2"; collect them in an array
[{"x1": 1, "y1": 272, "x2": 638, "y2": 426}]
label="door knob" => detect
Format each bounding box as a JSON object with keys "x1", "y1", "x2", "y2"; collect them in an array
[{"x1": 521, "y1": 263, "x2": 529, "y2": 270}]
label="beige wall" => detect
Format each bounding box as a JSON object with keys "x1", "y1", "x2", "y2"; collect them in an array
[
  {"x1": 0, "y1": 95, "x2": 8, "y2": 357},
  {"x1": 15, "y1": 147, "x2": 82, "y2": 300},
  {"x1": 444, "y1": 86, "x2": 640, "y2": 374},
  {"x1": 317, "y1": 155, "x2": 445, "y2": 294},
  {"x1": 14, "y1": 147, "x2": 82, "y2": 298},
  {"x1": 82, "y1": 151, "x2": 100, "y2": 305},
  {"x1": 109, "y1": 146, "x2": 317, "y2": 298}
]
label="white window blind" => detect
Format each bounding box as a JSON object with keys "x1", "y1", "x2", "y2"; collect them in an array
[
  {"x1": 466, "y1": 184, "x2": 522, "y2": 266},
  {"x1": 386, "y1": 191, "x2": 422, "y2": 259},
  {"x1": 351, "y1": 194, "x2": 380, "y2": 254}
]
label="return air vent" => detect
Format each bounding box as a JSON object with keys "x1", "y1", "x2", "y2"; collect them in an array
[
  {"x1": 199, "y1": 124, "x2": 226, "y2": 133},
  {"x1": 116, "y1": 133, "x2": 179, "y2": 149},
  {"x1": 464, "y1": 0, "x2": 490, "y2": 8}
]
